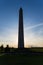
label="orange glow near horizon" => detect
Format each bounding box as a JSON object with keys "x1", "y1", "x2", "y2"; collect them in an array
[{"x1": 0, "y1": 37, "x2": 43, "y2": 48}]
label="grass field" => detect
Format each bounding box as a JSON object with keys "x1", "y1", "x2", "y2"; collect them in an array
[
  {"x1": 0, "y1": 53, "x2": 43, "y2": 65},
  {"x1": 30, "y1": 47, "x2": 43, "y2": 52}
]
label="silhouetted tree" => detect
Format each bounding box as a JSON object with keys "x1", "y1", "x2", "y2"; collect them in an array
[
  {"x1": 0, "y1": 45, "x2": 4, "y2": 53},
  {"x1": 5, "y1": 45, "x2": 10, "y2": 53}
]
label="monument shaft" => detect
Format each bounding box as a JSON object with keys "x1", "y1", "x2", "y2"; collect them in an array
[{"x1": 18, "y1": 8, "x2": 24, "y2": 48}]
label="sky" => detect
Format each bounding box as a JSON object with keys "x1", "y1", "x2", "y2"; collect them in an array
[{"x1": 0, "y1": 0, "x2": 43, "y2": 48}]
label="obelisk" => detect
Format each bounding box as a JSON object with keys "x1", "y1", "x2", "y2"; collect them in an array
[{"x1": 18, "y1": 8, "x2": 24, "y2": 48}]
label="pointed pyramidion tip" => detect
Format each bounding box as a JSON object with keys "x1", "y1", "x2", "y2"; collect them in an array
[{"x1": 19, "y1": 7, "x2": 23, "y2": 11}]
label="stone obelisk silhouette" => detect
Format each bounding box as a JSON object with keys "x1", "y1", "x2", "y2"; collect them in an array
[{"x1": 18, "y1": 8, "x2": 24, "y2": 48}]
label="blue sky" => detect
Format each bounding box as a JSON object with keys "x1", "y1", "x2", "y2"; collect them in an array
[{"x1": 0, "y1": 0, "x2": 43, "y2": 48}]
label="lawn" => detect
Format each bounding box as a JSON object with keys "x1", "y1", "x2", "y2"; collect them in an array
[{"x1": 0, "y1": 53, "x2": 43, "y2": 65}]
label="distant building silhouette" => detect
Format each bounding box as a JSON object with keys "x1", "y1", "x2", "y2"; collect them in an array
[{"x1": 18, "y1": 8, "x2": 24, "y2": 48}]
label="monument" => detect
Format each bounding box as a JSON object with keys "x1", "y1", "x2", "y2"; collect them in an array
[{"x1": 18, "y1": 8, "x2": 24, "y2": 48}]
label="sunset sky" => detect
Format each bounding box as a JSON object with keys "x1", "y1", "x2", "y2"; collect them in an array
[{"x1": 0, "y1": 0, "x2": 43, "y2": 48}]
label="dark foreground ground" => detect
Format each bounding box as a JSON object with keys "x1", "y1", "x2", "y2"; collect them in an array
[{"x1": 0, "y1": 48, "x2": 43, "y2": 65}]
